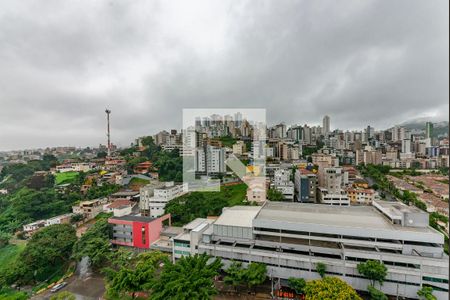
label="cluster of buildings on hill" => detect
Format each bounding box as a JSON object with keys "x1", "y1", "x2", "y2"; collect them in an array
[
  {"x1": 7, "y1": 114, "x2": 449, "y2": 299},
  {"x1": 82, "y1": 189, "x2": 449, "y2": 299},
  {"x1": 145, "y1": 116, "x2": 449, "y2": 171}
]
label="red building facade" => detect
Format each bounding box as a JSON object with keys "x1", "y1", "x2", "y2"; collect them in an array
[{"x1": 108, "y1": 214, "x2": 171, "y2": 249}]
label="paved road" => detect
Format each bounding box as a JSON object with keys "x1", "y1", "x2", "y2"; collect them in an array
[{"x1": 32, "y1": 274, "x2": 105, "y2": 300}]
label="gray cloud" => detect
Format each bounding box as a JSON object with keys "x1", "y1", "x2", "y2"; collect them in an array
[{"x1": 0, "y1": 0, "x2": 448, "y2": 150}]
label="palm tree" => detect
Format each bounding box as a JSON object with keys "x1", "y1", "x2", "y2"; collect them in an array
[{"x1": 152, "y1": 254, "x2": 222, "y2": 300}]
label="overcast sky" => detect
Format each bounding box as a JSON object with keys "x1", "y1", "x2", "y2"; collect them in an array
[{"x1": 0, "y1": 0, "x2": 448, "y2": 150}]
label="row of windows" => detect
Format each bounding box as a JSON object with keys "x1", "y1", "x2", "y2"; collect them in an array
[
  {"x1": 174, "y1": 242, "x2": 190, "y2": 248},
  {"x1": 345, "y1": 256, "x2": 420, "y2": 270},
  {"x1": 345, "y1": 273, "x2": 421, "y2": 287},
  {"x1": 254, "y1": 227, "x2": 437, "y2": 248},
  {"x1": 214, "y1": 242, "x2": 424, "y2": 271},
  {"x1": 423, "y1": 276, "x2": 449, "y2": 284},
  {"x1": 218, "y1": 258, "x2": 430, "y2": 289}
]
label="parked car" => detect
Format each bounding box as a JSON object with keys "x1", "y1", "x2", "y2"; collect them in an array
[{"x1": 50, "y1": 282, "x2": 67, "y2": 293}]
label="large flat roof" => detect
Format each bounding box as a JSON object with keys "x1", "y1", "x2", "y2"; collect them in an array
[
  {"x1": 214, "y1": 206, "x2": 262, "y2": 228},
  {"x1": 256, "y1": 202, "x2": 437, "y2": 235}
]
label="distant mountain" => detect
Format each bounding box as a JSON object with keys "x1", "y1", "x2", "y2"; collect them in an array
[{"x1": 396, "y1": 118, "x2": 448, "y2": 137}]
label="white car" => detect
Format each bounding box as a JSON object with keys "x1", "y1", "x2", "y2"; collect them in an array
[{"x1": 50, "y1": 282, "x2": 67, "y2": 293}]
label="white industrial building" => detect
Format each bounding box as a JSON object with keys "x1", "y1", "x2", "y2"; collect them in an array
[{"x1": 173, "y1": 201, "x2": 448, "y2": 299}]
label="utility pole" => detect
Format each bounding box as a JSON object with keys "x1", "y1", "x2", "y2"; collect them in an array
[{"x1": 105, "y1": 109, "x2": 111, "y2": 157}]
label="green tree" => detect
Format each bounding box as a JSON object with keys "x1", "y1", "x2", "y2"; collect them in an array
[
  {"x1": 417, "y1": 286, "x2": 437, "y2": 300},
  {"x1": 367, "y1": 285, "x2": 387, "y2": 300},
  {"x1": 316, "y1": 262, "x2": 326, "y2": 278},
  {"x1": 357, "y1": 260, "x2": 387, "y2": 287},
  {"x1": 154, "y1": 151, "x2": 183, "y2": 182},
  {"x1": 267, "y1": 188, "x2": 285, "y2": 201},
  {"x1": 10, "y1": 224, "x2": 77, "y2": 284},
  {"x1": 243, "y1": 262, "x2": 267, "y2": 290},
  {"x1": 106, "y1": 251, "x2": 168, "y2": 299},
  {"x1": 96, "y1": 151, "x2": 107, "y2": 159},
  {"x1": 304, "y1": 277, "x2": 362, "y2": 300},
  {"x1": 50, "y1": 291, "x2": 76, "y2": 300},
  {"x1": 70, "y1": 213, "x2": 84, "y2": 224},
  {"x1": 164, "y1": 184, "x2": 247, "y2": 226},
  {"x1": 72, "y1": 218, "x2": 111, "y2": 269},
  {"x1": 0, "y1": 231, "x2": 12, "y2": 248},
  {"x1": 224, "y1": 261, "x2": 245, "y2": 291},
  {"x1": 151, "y1": 254, "x2": 222, "y2": 300},
  {"x1": 288, "y1": 277, "x2": 306, "y2": 295}
]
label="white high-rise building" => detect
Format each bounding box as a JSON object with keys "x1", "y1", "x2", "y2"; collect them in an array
[
  {"x1": 195, "y1": 146, "x2": 226, "y2": 175},
  {"x1": 402, "y1": 139, "x2": 412, "y2": 154}
]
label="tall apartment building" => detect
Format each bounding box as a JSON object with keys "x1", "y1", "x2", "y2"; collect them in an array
[
  {"x1": 294, "y1": 169, "x2": 317, "y2": 203},
  {"x1": 359, "y1": 147, "x2": 382, "y2": 165},
  {"x1": 273, "y1": 169, "x2": 294, "y2": 201},
  {"x1": 232, "y1": 140, "x2": 246, "y2": 156},
  {"x1": 139, "y1": 181, "x2": 166, "y2": 216},
  {"x1": 426, "y1": 122, "x2": 434, "y2": 139},
  {"x1": 323, "y1": 167, "x2": 348, "y2": 194},
  {"x1": 402, "y1": 138, "x2": 412, "y2": 154},
  {"x1": 175, "y1": 201, "x2": 448, "y2": 299},
  {"x1": 195, "y1": 145, "x2": 226, "y2": 175},
  {"x1": 323, "y1": 115, "x2": 330, "y2": 135}
]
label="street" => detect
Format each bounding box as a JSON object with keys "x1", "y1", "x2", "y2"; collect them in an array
[{"x1": 31, "y1": 274, "x2": 105, "y2": 300}]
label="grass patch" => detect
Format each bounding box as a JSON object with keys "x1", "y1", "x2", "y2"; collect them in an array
[
  {"x1": 0, "y1": 288, "x2": 28, "y2": 300},
  {"x1": 55, "y1": 171, "x2": 79, "y2": 185},
  {"x1": 129, "y1": 177, "x2": 150, "y2": 185},
  {"x1": 0, "y1": 244, "x2": 26, "y2": 274},
  {"x1": 165, "y1": 183, "x2": 248, "y2": 226},
  {"x1": 222, "y1": 183, "x2": 248, "y2": 206}
]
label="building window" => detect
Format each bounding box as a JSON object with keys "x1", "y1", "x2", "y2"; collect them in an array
[{"x1": 141, "y1": 226, "x2": 146, "y2": 244}]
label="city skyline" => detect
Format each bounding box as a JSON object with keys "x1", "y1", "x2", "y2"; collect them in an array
[
  {"x1": 0, "y1": 114, "x2": 447, "y2": 152},
  {"x1": 0, "y1": 1, "x2": 448, "y2": 150}
]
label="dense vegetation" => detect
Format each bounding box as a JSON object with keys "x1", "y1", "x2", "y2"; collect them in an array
[
  {"x1": 103, "y1": 252, "x2": 222, "y2": 300},
  {"x1": 0, "y1": 155, "x2": 57, "y2": 192},
  {"x1": 121, "y1": 136, "x2": 183, "y2": 182},
  {"x1": 104, "y1": 251, "x2": 169, "y2": 299},
  {"x1": 165, "y1": 183, "x2": 248, "y2": 226},
  {"x1": 0, "y1": 244, "x2": 26, "y2": 277},
  {"x1": 72, "y1": 217, "x2": 112, "y2": 269},
  {"x1": 267, "y1": 188, "x2": 285, "y2": 201},
  {"x1": 304, "y1": 277, "x2": 362, "y2": 300},
  {"x1": 218, "y1": 136, "x2": 237, "y2": 148},
  {"x1": 152, "y1": 254, "x2": 222, "y2": 299},
  {"x1": 0, "y1": 188, "x2": 77, "y2": 233},
  {"x1": 224, "y1": 261, "x2": 267, "y2": 292},
  {"x1": 2, "y1": 224, "x2": 77, "y2": 285},
  {"x1": 0, "y1": 161, "x2": 119, "y2": 236}
]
